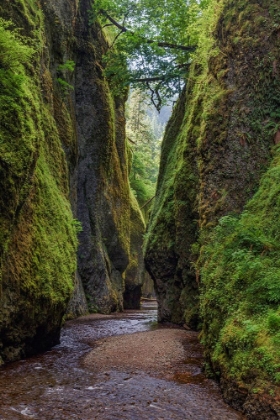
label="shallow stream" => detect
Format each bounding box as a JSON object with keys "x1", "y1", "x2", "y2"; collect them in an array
[{"x1": 0, "y1": 302, "x2": 245, "y2": 419}]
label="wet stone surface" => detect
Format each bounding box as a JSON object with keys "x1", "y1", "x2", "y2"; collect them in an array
[{"x1": 0, "y1": 303, "x2": 245, "y2": 419}]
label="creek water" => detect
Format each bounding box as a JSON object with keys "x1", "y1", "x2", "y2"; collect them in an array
[{"x1": 0, "y1": 302, "x2": 245, "y2": 419}]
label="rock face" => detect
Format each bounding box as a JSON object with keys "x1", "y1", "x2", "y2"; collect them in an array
[
  {"x1": 145, "y1": 87, "x2": 199, "y2": 326},
  {"x1": 0, "y1": 0, "x2": 144, "y2": 363},
  {"x1": 123, "y1": 193, "x2": 146, "y2": 309},
  {"x1": 145, "y1": 0, "x2": 280, "y2": 416},
  {"x1": 145, "y1": 0, "x2": 280, "y2": 323},
  {"x1": 0, "y1": 0, "x2": 79, "y2": 364},
  {"x1": 74, "y1": 1, "x2": 131, "y2": 314}
]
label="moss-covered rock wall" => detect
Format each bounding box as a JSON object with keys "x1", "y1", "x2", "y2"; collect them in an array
[
  {"x1": 145, "y1": 85, "x2": 199, "y2": 326},
  {"x1": 73, "y1": 1, "x2": 129, "y2": 314},
  {"x1": 123, "y1": 192, "x2": 145, "y2": 309},
  {"x1": 0, "y1": 0, "x2": 144, "y2": 363},
  {"x1": 145, "y1": 0, "x2": 280, "y2": 416},
  {"x1": 0, "y1": 0, "x2": 78, "y2": 363}
]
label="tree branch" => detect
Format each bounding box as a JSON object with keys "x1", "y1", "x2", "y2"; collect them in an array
[
  {"x1": 100, "y1": 9, "x2": 128, "y2": 32},
  {"x1": 110, "y1": 29, "x2": 124, "y2": 49},
  {"x1": 132, "y1": 76, "x2": 169, "y2": 83},
  {"x1": 100, "y1": 9, "x2": 196, "y2": 52},
  {"x1": 146, "y1": 82, "x2": 162, "y2": 112},
  {"x1": 127, "y1": 137, "x2": 137, "y2": 145},
  {"x1": 102, "y1": 23, "x2": 114, "y2": 29},
  {"x1": 140, "y1": 195, "x2": 155, "y2": 209},
  {"x1": 131, "y1": 63, "x2": 191, "y2": 83}
]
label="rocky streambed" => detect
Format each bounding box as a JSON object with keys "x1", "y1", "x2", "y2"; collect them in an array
[{"x1": 0, "y1": 302, "x2": 245, "y2": 419}]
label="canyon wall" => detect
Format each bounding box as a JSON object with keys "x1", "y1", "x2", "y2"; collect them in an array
[
  {"x1": 145, "y1": 0, "x2": 280, "y2": 417},
  {"x1": 0, "y1": 0, "x2": 144, "y2": 363}
]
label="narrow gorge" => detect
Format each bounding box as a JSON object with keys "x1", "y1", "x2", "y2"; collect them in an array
[{"x1": 0, "y1": 0, "x2": 280, "y2": 418}]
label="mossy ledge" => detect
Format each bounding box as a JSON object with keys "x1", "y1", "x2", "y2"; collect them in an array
[
  {"x1": 145, "y1": 0, "x2": 280, "y2": 416},
  {"x1": 0, "y1": 0, "x2": 144, "y2": 362}
]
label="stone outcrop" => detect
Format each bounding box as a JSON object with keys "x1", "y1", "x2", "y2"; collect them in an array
[{"x1": 0, "y1": 0, "x2": 144, "y2": 363}]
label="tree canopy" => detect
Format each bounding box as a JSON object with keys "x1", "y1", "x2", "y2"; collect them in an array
[{"x1": 92, "y1": 0, "x2": 210, "y2": 109}]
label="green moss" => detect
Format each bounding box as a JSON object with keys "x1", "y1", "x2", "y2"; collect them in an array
[
  {"x1": 195, "y1": 1, "x2": 280, "y2": 402},
  {"x1": 147, "y1": 1, "x2": 280, "y2": 406},
  {"x1": 144, "y1": 3, "x2": 225, "y2": 324},
  {"x1": 0, "y1": 1, "x2": 78, "y2": 358},
  {"x1": 124, "y1": 190, "x2": 145, "y2": 292},
  {"x1": 145, "y1": 78, "x2": 200, "y2": 324},
  {"x1": 200, "y1": 145, "x2": 280, "y2": 391}
]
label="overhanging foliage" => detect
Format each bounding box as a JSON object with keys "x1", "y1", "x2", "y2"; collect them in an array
[{"x1": 91, "y1": 0, "x2": 210, "y2": 109}]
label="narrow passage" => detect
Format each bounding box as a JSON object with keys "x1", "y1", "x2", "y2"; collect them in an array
[{"x1": 0, "y1": 303, "x2": 245, "y2": 419}]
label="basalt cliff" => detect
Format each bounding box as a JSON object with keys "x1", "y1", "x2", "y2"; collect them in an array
[
  {"x1": 0, "y1": 0, "x2": 144, "y2": 363},
  {"x1": 145, "y1": 0, "x2": 280, "y2": 417}
]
